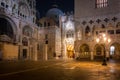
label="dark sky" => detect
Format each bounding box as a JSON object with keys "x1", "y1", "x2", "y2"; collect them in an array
[{"x1": 36, "y1": 0, "x2": 74, "y2": 17}]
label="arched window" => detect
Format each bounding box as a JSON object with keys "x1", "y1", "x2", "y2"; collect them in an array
[
  {"x1": 85, "y1": 26, "x2": 90, "y2": 36},
  {"x1": 0, "y1": 18, "x2": 14, "y2": 39},
  {"x1": 23, "y1": 26, "x2": 33, "y2": 37},
  {"x1": 116, "y1": 22, "x2": 120, "y2": 28},
  {"x1": 66, "y1": 30, "x2": 74, "y2": 38},
  {"x1": 1, "y1": 2, "x2": 5, "y2": 7},
  {"x1": 48, "y1": 22, "x2": 50, "y2": 26},
  {"x1": 44, "y1": 22, "x2": 46, "y2": 27},
  {"x1": 22, "y1": 37, "x2": 28, "y2": 46},
  {"x1": 96, "y1": 0, "x2": 108, "y2": 8},
  {"x1": 77, "y1": 30, "x2": 82, "y2": 40},
  {"x1": 12, "y1": 4, "x2": 17, "y2": 13},
  {"x1": 96, "y1": 46, "x2": 102, "y2": 55},
  {"x1": 101, "y1": 24, "x2": 105, "y2": 28},
  {"x1": 19, "y1": 2, "x2": 30, "y2": 18}
]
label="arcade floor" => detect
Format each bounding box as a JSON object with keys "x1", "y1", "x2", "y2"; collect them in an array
[{"x1": 0, "y1": 59, "x2": 120, "y2": 80}]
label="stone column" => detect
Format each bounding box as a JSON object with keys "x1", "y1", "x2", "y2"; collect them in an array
[
  {"x1": 106, "y1": 50, "x2": 109, "y2": 60},
  {"x1": 106, "y1": 51, "x2": 109, "y2": 57},
  {"x1": 44, "y1": 44, "x2": 48, "y2": 60},
  {"x1": 44, "y1": 40, "x2": 48, "y2": 60},
  {"x1": 116, "y1": 51, "x2": 119, "y2": 59},
  {"x1": 64, "y1": 44, "x2": 67, "y2": 59},
  {"x1": 34, "y1": 42, "x2": 38, "y2": 61},
  {"x1": 75, "y1": 52, "x2": 79, "y2": 59},
  {"x1": 18, "y1": 40, "x2": 23, "y2": 60},
  {"x1": 91, "y1": 51, "x2": 94, "y2": 60}
]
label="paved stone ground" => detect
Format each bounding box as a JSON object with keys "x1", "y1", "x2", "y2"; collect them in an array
[{"x1": 0, "y1": 59, "x2": 120, "y2": 80}]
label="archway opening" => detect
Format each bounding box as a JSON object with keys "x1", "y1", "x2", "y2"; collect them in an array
[
  {"x1": 67, "y1": 45, "x2": 74, "y2": 58},
  {"x1": 0, "y1": 17, "x2": 18, "y2": 60},
  {"x1": 0, "y1": 18, "x2": 14, "y2": 41},
  {"x1": 94, "y1": 44, "x2": 105, "y2": 60},
  {"x1": 22, "y1": 37, "x2": 28, "y2": 46},
  {"x1": 79, "y1": 44, "x2": 90, "y2": 59},
  {"x1": 96, "y1": 46, "x2": 102, "y2": 55},
  {"x1": 110, "y1": 46, "x2": 115, "y2": 56},
  {"x1": 22, "y1": 37, "x2": 28, "y2": 60},
  {"x1": 109, "y1": 43, "x2": 120, "y2": 59},
  {"x1": 23, "y1": 49, "x2": 27, "y2": 59}
]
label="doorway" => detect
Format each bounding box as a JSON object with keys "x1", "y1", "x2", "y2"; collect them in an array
[
  {"x1": 110, "y1": 43, "x2": 120, "y2": 59},
  {"x1": 79, "y1": 44, "x2": 90, "y2": 59},
  {"x1": 67, "y1": 45, "x2": 74, "y2": 58},
  {"x1": 23, "y1": 49, "x2": 27, "y2": 59},
  {"x1": 110, "y1": 46, "x2": 115, "y2": 59}
]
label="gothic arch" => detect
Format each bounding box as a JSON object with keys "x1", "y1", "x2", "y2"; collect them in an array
[
  {"x1": 92, "y1": 25, "x2": 95, "y2": 33},
  {"x1": 109, "y1": 42, "x2": 120, "y2": 58},
  {"x1": 77, "y1": 30, "x2": 82, "y2": 40},
  {"x1": 79, "y1": 44, "x2": 90, "y2": 58},
  {"x1": 18, "y1": 1, "x2": 30, "y2": 17},
  {"x1": 116, "y1": 22, "x2": 120, "y2": 28},
  {"x1": 22, "y1": 37, "x2": 28, "y2": 46},
  {"x1": 80, "y1": 44, "x2": 89, "y2": 52},
  {"x1": 0, "y1": 15, "x2": 18, "y2": 42},
  {"x1": 66, "y1": 30, "x2": 74, "y2": 38},
  {"x1": 23, "y1": 25, "x2": 33, "y2": 37},
  {"x1": 85, "y1": 26, "x2": 90, "y2": 36},
  {"x1": 94, "y1": 44, "x2": 105, "y2": 55}
]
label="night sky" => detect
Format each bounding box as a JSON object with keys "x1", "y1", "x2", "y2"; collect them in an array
[{"x1": 36, "y1": 0, "x2": 74, "y2": 17}]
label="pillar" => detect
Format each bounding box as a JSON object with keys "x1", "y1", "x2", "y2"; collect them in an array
[
  {"x1": 63, "y1": 44, "x2": 67, "y2": 59},
  {"x1": 34, "y1": 42, "x2": 38, "y2": 61},
  {"x1": 75, "y1": 52, "x2": 79, "y2": 59},
  {"x1": 106, "y1": 51, "x2": 109, "y2": 57},
  {"x1": 44, "y1": 40, "x2": 48, "y2": 60},
  {"x1": 91, "y1": 51, "x2": 94, "y2": 60},
  {"x1": 44, "y1": 44, "x2": 48, "y2": 60},
  {"x1": 19, "y1": 45, "x2": 23, "y2": 60}
]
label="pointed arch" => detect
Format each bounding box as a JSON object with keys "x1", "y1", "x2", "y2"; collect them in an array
[
  {"x1": 18, "y1": 1, "x2": 30, "y2": 17},
  {"x1": 79, "y1": 44, "x2": 90, "y2": 59},
  {"x1": 85, "y1": 26, "x2": 90, "y2": 36},
  {"x1": 109, "y1": 42, "x2": 120, "y2": 59},
  {"x1": 22, "y1": 37, "x2": 28, "y2": 46},
  {"x1": 23, "y1": 25, "x2": 33, "y2": 37},
  {"x1": 116, "y1": 22, "x2": 120, "y2": 28},
  {"x1": 94, "y1": 44, "x2": 105, "y2": 55}
]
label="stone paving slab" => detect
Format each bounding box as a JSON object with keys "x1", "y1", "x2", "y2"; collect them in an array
[{"x1": 0, "y1": 60, "x2": 120, "y2": 80}]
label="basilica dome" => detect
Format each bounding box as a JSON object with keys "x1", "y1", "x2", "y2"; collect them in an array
[{"x1": 46, "y1": 7, "x2": 64, "y2": 22}]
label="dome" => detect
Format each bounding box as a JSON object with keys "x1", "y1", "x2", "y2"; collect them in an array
[{"x1": 46, "y1": 8, "x2": 64, "y2": 22}]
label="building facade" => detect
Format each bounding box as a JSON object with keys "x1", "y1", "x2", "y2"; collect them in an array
[
  {"x1": 1, "y1": 0, "x2": 120, "y2": 61},
  {"x1": 38, "y1": 0, "x2": 120, "y2": 61},
  {"x1": 74, "y1": 0, "x2": 120, "y2": 60},
  {"x1": 0, "y1": 0, "x2": 75, "y2": 61},
  {"x1": 38, "y1": 7, "x2": 75, "y2": 60},
  {"x1": 0, "y1": 0, "x2": 39, "y2": 60}
]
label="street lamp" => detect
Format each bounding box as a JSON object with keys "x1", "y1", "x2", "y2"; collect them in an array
[{"x1": 96, "y1": 33, "x2": 111, "y2": 66}]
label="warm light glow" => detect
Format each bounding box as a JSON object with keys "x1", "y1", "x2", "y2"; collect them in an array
[
  {"x1": 67, "y1": 45, "x2": 74, "y2": 50},
  {"x1": 102, "y1": 33, "x2": 106, "y2": 37},
  {"x1": 108, "y1": 39, "x2": 111, "y2": 43},
  {"x1": 96, "y1": 33, "x2": 111, "y2": 44},
  {"x1": 110, "y1": 46, "x2": 115, "y2": 55},
  {"x1": 66, "y1": 38, "x2": 74, "y2": 44},
  {"x1": 65, "y1": 21, "x2": 74, "y2": 30},
  {"x1": 104, "y1": 37, "x2": 107, "y2": 42},
  {"x1": 96, "y1": 38, "x2": 100, "y2": 43}
]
